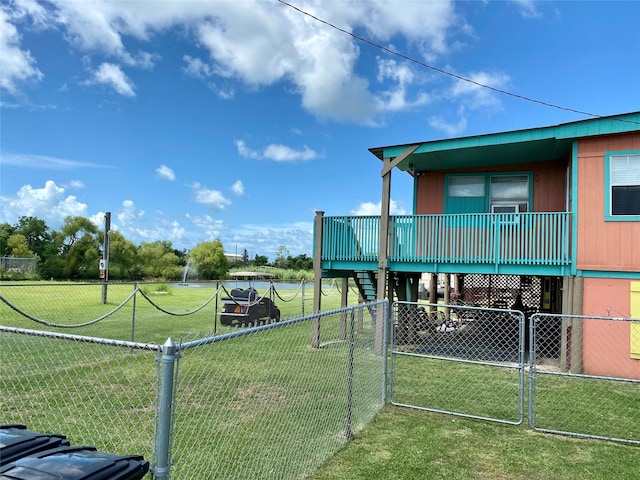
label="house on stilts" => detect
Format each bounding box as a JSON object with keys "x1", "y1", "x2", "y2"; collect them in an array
[{"x1": 312, "y1": 111, "x2": 640, "y2": 378}]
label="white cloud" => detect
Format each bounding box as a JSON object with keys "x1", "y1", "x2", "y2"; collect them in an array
[
  {"x1": 231, "y1": 180, "x2": 245, "y2": 197},
  {"x1": 428, "y1": 108, "x2": 468, "y2": 136},
  {"x1": 66, "y1": 179, "x2": 85, "y2": 189},
  {"x1": 156, "y1": 164, "x2": 175, "y2": 181},
  {"x1": 0, "y1": 7, "x2": 43, "y2": 96},
  {"x1": 0, "y1": 180, "x2": 88, "y2": 225},
  {"x1": 376, "y1": 58, "x2": 430, "y2": 112},
  {"x1": 351, "y1": 199, "x2": 407, "y2": 216},
  {"x1": 0, "y1": 152, "x2": 114, "y2": 169},
  {"x1": 228, "y1": 222, "x2": 314, "y2": 260},
  {"x1": 185, "y1": 213, "x2": 226, "y2": 239},
  {"x1": 450, "y1": 70, "x2": 510, "y2": 110},
  {"x1": 510, "y1": 0, "x2": 543, "y2": 19},
  {"x1": 117, "y1": 199, "x2": 144, "y2": 225},
  {"x1": 191, "y1": 182, "x2": 232, "y2": 211},
  {"x1": 235, "y1": 140, "x2": 318, "y2": 163},
  {"x1": 4, "y1": 0, "x2": 460, "y2": 123},
  {"x1": 183, "y1": 55, "x2": 214, "y2": 79},
  {"x1": 86, "y1": 62, "x2": 135, "y2": 97},
  {"x1": 111, "y1": 201, "x2": 190, "y2": 246}
]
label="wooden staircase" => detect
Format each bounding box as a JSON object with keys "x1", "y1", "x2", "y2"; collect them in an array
[{"x1": 353, "y1": 270, "x2": 377, "y2": 302}]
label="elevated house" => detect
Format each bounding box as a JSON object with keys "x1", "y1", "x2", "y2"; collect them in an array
[{"x1": 313, "y1": 111, "x2": 640, "y2": 377}]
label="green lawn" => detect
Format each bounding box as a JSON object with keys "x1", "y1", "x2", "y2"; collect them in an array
[
  {"x1": 2, "y1": 282, "x2": 638, "y2": 479},
  {"x1": 0, "y1": 280, "x2": 345, "y2": 343},
  {"x1": 310, "y1": 406, "x2": 640, "y2": 480}
]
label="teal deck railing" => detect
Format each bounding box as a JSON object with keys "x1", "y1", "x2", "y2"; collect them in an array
[{"x1": 322, "y1": 212, "x2": 571, "y2": 268}]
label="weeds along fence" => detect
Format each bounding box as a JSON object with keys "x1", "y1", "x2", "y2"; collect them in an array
[
  {"x1": 0, "y1": 300, "x2": 389, "y2": 479},
  {"x1": 0, "y1": 281, "x2": 327, "y2": 344}
]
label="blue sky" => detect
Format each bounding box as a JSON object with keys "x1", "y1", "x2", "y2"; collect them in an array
[{"x1": 1, "y1": 0, "x2": 639, "y2": 261}]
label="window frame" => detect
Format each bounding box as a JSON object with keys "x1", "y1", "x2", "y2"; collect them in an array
[
  {"x1": 604, "y1": 150, "x2": 640, "y2": 222},
  {"x1": 444, "y1": 172, "x2": 533, "y2": 214}
]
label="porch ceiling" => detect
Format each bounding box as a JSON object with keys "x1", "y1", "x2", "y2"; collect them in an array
[{"x1": 374, "y1": 137, "x2": 573, "y2": 173}]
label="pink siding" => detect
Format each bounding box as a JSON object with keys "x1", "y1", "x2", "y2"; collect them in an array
[
  {"x1": 582, "y1": 277, "x2": 639, "y2": 379},
  {"x1": 415, "y1": 173, "x2": 444, "y2": 214},
  {"x1": 414, "y1": 160, "x2": 568, "y2": 214},
  {"x1": 577, "y1": 133, "x2": 640, "y2": 271}
]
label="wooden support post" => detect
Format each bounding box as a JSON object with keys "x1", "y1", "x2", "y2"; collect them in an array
[
  {"x1": 443, "y1": 273, "x2": 451, "y2": 320},
  {"x1": 312, "y1": 211, "x2": 324, "y2": 348},
  {"x1": 340, "y1": 277, "x2": 348, "y2": 340},
  {"x1": 561, "y1": 276, "x2": 584, "y2": 373},
  {"x1": 375, "y1": 160, "x2": 392, "y2": 355},
  {"x1": 429, "y1": 274, "x2": 437, "y2": 311}
]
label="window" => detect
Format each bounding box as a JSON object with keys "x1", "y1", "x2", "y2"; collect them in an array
[
  {"x1": 605, "y1": 152, "x2": 640, "y2": 220},
  {"x1": 490, "y1": 175, "x2": 529, "y2": 213},
  {"x1": 448, "y1": 176, "x2": 484, "y2": 197}
]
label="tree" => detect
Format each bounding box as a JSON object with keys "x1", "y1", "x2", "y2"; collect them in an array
[
  {"x1": 287, "y1": 253, "x2": 313, "y2": 271},
  {"x1": 138, "y1": 241, "x2": 182, "y2": 280},
  {"x1": 273, "y1": 245, "x2": 290, "y2": 269},
  {"x1": 0, "y1": 223, "x2": 16, "y2": 256},
  {"x1": 15, "y1": 216, "x2": 51, "y2": 259},
  {"x1": 107, "y1": 230, "x2": 139, "y2": 279},
  {"x1": 56, "y1": 216, "x2": 100, "y2": 279},
  {"x1": 252, "y1": 254, "x2": 268, "y2": 266},
  {"x1": 188, "y1": 240, "x2": 229, "y2": 280},
  {"x1": 6, "y1": 234, "x2": 35, "y2": 257}
]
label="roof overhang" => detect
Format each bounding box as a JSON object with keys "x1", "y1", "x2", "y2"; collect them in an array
[{"x1": 369, "y1": 111, "x2": 640, "y2": 174}]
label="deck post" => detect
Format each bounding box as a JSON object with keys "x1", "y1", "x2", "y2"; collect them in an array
[
  {"x1": 375, "y1": 158, "x2": 392, "y2": 355},
  {"x1": 312, "y1": 210, "x2": 324, "y2": 348},
  {"x1": 561, "y1": 276, "x2": 584, "y2": 373},
  {"x1": 443, "y1": 273, "x2": 451, "y2": 320},
  {"x1": 340, "y1": 277, "x2": 349, "y2": 340}
]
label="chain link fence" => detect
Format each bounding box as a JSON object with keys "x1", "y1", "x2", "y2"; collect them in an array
[
  {"x1": 1, "y1": 300, "x2": 387, "y2": 479},
  {"x1": 0, "y1": 257, "x2": 37, "y2": 280},
  {"x1": 390, "y1": 301, "x2": 525, "y2": 425},
  {"x1": 0, "y1": 327, "x2": 159, "y2": 461},
  {"x1": 0, "y1": 281, "x2": 316, "y2": 344},
  {"x1": 529, "y1": 314, "x2": 640, "y2": 445}
]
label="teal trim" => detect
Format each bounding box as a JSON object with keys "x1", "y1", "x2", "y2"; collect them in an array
[
  {"x1": 571, "y1": 141, "x2": 578, "y2": 276},
  {"x1": 580, "y1": 270, "x2": 640, "y2": 280},
  {"x1": 444, "y1": 172, "x2": 533, "y2": 214},
  {"x1": 374, "y1": 112, "x2": 640, "y2": 163},
  {"x1": 604, "y1": 150, "x2": 640, "y2": 222},
  {"x1": 320, "y1": 213, "x2": 572, "y2": 276}
]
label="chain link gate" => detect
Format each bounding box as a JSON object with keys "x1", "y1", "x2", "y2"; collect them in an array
[
  {"x1": 529, "y1": 313, "x2": 640, "y2": 445},
  {"x1": 390, "y1": 301, "x2": 525, "y2": 425}
]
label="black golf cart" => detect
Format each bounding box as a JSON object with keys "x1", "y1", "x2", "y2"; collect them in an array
[{"x1": 219, "y1": 272, "x2": 281, "y2": 326}]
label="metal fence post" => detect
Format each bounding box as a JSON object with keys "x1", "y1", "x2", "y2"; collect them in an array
[
  {"x1": 345, "y1": 308, "x2": 356, "y2": 440},
  {"x1": 153, "y1": 338, "x2": 179, "y2": 480},
  {"x1": 131, "y1": 283, "x2": 137, "y2": 343},
  {"x1": 381, "y1": 301, "x2": 389, "y2": 405}
]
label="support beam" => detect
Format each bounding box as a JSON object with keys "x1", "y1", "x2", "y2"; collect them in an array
[
  {"x1": 375, "y1": 160, "x2": 391, "y2": 355},
  {"x1": 312, "y1": 210, "x2": 324, "y2": 348},
  {"x1": 380, "y1": 144, "x2": 420, "y2": 176},
  {"x1": 340, "y1": 277, "x2": 348, "y2": 340}
]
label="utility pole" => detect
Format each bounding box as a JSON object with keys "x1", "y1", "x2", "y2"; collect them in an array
[{"x1": 101, "y1": 212, "x2": 111, "y2": 304}]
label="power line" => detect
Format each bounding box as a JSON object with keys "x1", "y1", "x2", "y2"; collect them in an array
[{"x1": 277, "y1": 0, "x2": 640, "y2": 125}]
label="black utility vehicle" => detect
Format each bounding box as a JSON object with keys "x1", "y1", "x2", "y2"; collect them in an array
[{"x1": 220, "y1": 287, "x2": 280, "y2": 326}]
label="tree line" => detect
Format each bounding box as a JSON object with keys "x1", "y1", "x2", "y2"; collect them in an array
[{"x1": 0, "y1": 215, "x2": 312, "y2": 281}]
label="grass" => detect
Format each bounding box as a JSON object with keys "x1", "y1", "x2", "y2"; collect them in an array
[
  {"x1": 1, "y1": 281, "x2": 379, "y2": 479},
  {"x1": 0, "y1": 280, "x2": 345, "y2": 343},
  {"x1": 2, "y1": 281, "x2": 639, "y2": 479},
  {"x1": 310, "y1": 406, "x2": 640, "y2": 480}
]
